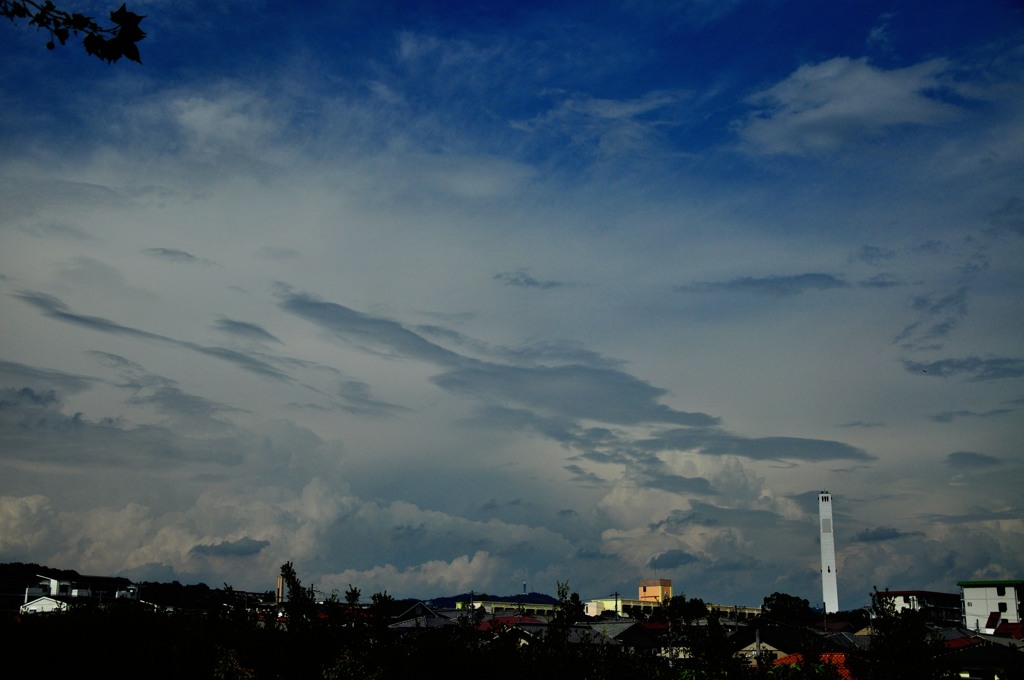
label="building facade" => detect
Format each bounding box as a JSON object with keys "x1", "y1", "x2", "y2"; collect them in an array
[
  {"x1": 958, "y1": 580, "x2": 1023, "y2": 633},
  {"x1": 638, "y1": 578, "x2": 672, "y2": 603},
  {"x1": 875, "y1": 590, "x2": 961, "y2": 624}
]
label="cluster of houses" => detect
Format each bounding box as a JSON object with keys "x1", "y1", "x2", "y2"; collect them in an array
[
  {"x1": 17, "y1": 572, "x2": 138, "y2": 613},
  {"x1": 9, "y1": 570, "x2": 1023, "y2": 677}
]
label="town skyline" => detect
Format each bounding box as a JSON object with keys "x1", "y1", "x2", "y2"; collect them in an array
[{"x1": 1, "y1": 0, "x2": 1022, "y2": 605}]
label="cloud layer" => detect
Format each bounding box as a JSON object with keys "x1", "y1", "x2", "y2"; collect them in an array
[{"x1": 1, "y1": 1, "x2": 1022, "y2": 607}]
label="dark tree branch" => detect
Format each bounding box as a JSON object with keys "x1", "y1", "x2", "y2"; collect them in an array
[{"x1": 1, "y1": 0, "x2": 145, "y2": 63}]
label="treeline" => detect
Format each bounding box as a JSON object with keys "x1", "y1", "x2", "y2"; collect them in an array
[
  {"x1": 1, "y1": 592, "x2": 970, "y2": 680},
  {"x1": 5, "y1": 563, "x2": 1018, "y2": 679}
]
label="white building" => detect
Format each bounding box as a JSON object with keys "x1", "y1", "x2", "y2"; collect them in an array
[
  {"x1": 958, "y1": 580, "x2": 1023, "y2": 633},
  {"x1": 818, "y1": 491, "x2": 839, "y2": 613},
  {"x1": 20, "y1": 596, "x2": 69, "y2": 615}
]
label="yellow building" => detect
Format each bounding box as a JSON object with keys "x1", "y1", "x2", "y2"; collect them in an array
[{"x1": 639, "y1": 578, "x2": 672, "y2": 603}]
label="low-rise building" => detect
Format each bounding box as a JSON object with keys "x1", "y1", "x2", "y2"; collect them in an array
[
  {"x1": 875, "y1": 589, "x2": 961, "y2": 624},
  {"x1": 19, "y1": 596, "x2": 69, "y2": 615},
  {"x1": 958, "y1": 579, "x2": 1024, "y2": 633}
]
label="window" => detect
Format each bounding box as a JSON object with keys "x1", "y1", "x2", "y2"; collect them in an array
[
  {"x1": 999, "y1": 602, "x2": 1007, "y2": 613},
  {"x1": 997, "y1": 586, "x2": 1006, "y2": 596}
]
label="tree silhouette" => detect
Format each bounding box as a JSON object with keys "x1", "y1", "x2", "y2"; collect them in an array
[
  {"x1": 1, "y1": 1, "x2": 145, "y2": 63},
  {"x1": 762, "y1": 591, "x2": 814, "y2": 624},
  {"x1": 278, "y1": 560, "x2": 315, "y2": 631},
  {"x1": 861, "y1": 587, "x2": 953, "y2": 680}
]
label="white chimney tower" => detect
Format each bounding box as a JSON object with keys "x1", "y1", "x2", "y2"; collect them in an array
[{"x1": 819, "y1": 490, "x2": 839, "y2": 613}]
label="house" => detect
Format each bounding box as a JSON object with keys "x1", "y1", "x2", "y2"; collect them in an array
[
  {"x1": 958, "y1": 580, "x2": 1024, "y2": 633},
  {"x1": 732, "y1": 620, "x2": 832, "y2": 665},
  {"x1": 16, "y1": 572, "x2": 140, "y2": 615},
  {"x1": 942, "y1": 640, "x2": 1024, "y2": 680},
  {"x1": 586, "y1": 619, "x2": 664, "y2": 650},
  {"x1": 875, "y1": 589, "x2": 961, "y2": 625},
  {"x1": 19, "y1": 596, "x2": 68, "y2": 615}
]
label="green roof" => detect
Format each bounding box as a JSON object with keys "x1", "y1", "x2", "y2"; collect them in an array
[{"x1": 957, "y1": 580, "x2": 1024, "y2": 587}]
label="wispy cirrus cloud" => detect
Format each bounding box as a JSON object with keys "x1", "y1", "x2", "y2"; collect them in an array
[
  {"x1": 214, "y1": 318, "x2": 281, "y2": 344},
  {"x1": 930, "y1": 408, "x2": 1013, "y2": 423},
  {"x1": 853, "y1": 526, "x2": 924, "y2": 542},
  {"x1": 513, "y1": 90, "x2": 690, "y2": 158},
  {"x1": 858, "y1": 273, "x2": 901, "y2": 288},
  {"x1": 902, "y1": 356, "x2": 1024, "y2": 382},
  {"x1": 635, "y1": 428, "x2": 872, "y2": 462},
  {"x1": 19, "y1": 220, "x2": 94, "y2": 241},
  {"x1": 676, "y1": 273, "x2": 849, "y2": 297},
  {"x1": 16, "y1": 291, "x2": 290, "y2": 381},
  {"x1": 852, "y1": 245, "x2": 896, "y2": 265},
  {"x1": 840, "y1": 420, "x2": 886, "y2": 428},
  {"x1": 738, "y1": 56, "x2": 962, "y2": 155},
  {"x1": 945, "y1": 451, "x2": 1002, "y2": 468},
  {"x1": 142, "y1": 248, "x2": 211, "y2": 264},
  {"x1": 0, "y1": 359, "x2": 98, "y2": 394},
  {"x1": 336, "y1": 380, "x2": 409, "y2": 417},
  {"x1": 987, "y1": 196, "x2": 1024, "y2": 236},
  {"x1": 279, "y1": 287, "x2": 718, "y2": 428},
  {"x1": 494, "y1": 269, "x2": 564, "y2": 290}
]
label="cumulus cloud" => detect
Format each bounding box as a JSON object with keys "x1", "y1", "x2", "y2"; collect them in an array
[
  {"x1": 649, "y1": 548, "x2": 699, "y2": 569},
  {"x1": 0, "y1": 494, "x2": 58, "y2": 558},
  {"x1": 319, "y1": 551, "x2": 502, "y2": 596},
  {"x1": 190, "y1": 537, "x2": 270, "y2": 557}
]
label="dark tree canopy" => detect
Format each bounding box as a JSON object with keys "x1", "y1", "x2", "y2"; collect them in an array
[
  {"x1": 1, "y1": 1, "x2": 145, "y2": 63},
  {"x1": 762, "y1": 591, "x2": 814, "y2": 623}
]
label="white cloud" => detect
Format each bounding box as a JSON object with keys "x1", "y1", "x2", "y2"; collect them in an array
[
  {"x1": 319, "y1": 551, "x2": 504, "y2": 596},
  {"x1": 739, "y1": 57, "x2": 962, "y2": 155},
  {"x1": 0, "y1": 494, "x2": 57, "y2": 557}
]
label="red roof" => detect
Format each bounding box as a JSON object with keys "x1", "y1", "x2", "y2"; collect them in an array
[
  {"x1": 944, "y1": 636, "x2": 984, "y2": 650},
  {"x1": 774, "y1": 652, "x2": 855, "y2": 680},
  {"x1": 994, "y1": 622, "x2": 1024, "y2": 640},
  {"x1": 477, "y1": 615, "x2": 543, "y2": 631}
]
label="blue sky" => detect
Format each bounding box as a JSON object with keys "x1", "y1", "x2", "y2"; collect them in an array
[{"x1": 1, "y1": 0, "x2": 1023, "y2": 608}]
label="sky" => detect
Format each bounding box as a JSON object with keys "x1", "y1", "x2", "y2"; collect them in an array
[{"x1": 1, "y1": 0, "x2": 1023, "y2": 609}]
